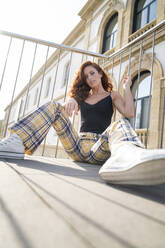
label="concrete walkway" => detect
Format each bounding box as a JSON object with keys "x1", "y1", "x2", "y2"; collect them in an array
[{"x1": 0, "y1": 156, "x2": 165, "y2": 248}]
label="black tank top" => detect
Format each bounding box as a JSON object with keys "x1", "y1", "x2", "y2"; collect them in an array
[{"x1": 80, "y1": 94, "x2": 113, "y2": 134}]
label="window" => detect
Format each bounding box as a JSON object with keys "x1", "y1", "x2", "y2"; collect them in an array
[
  {"x1": 18, "y1": 99, "x2": 24, "y2": 119},
  {"x1": 62, "y1": 62, "x2": 70, "y2": 88},
  {"x1": 133, "y1": 0, "x2": 157, "y2": 33},
  {"x1": 130, "y1": 71, "x2": 152, "y2": 129},
  {"x1": 102, "y1": 13, "x2": 118, "y2": 53},
  {"x1": 26, "y1": 94, "x2": 31, "y2": 110},
  {"x1": 10, "y1": 107, "x2": 16, "y2": 122},
  {"x1": 33, "y1": 88, "x2": 39, "y2": 105},
  {"x1": 45, "y1": 77, "x2": 51, "y2": 98}
]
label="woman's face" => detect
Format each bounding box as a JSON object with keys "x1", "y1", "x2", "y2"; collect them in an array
[{"x1": 83, "y1": 65, "x2": 102, "y2": 89}]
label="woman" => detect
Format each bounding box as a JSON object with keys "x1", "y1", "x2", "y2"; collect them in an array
[{"x1": 0, "y1": 61, "x2": 165, "y2": 185}]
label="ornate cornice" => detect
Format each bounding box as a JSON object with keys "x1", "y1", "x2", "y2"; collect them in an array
[
  {"x1": 78, "y1": 0, "x2": 104, "y2": 20},
  {"x1": 108, "y1": 0, "x2": 125, "y2": 10}
]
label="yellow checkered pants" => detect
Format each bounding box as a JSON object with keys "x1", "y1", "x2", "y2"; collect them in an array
[{"x1": 11, "y1": 100, "x2": 144, "y2": 164}]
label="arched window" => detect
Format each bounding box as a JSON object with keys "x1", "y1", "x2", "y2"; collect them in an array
[
  {"x1": 133, "y1": 0, "x2": 157, "y2": 33},
  {"x1": 44, "y1": 77, "x2": 51, "y2": 98},
  {"x1": 131, "y1": 71, "x2": 152, "y2": 129},
  {"x1": 62, "y1": 62, "x2": 70, "y2": 88},
  {"x1": 18, "y1": 99, "x2": 24, "y2": 119},
  {"x1": 33, "y1": 87, "x2": 39, "y2": 106},
  {"x1": 102, "y1": 13, "x2": 118, "y2": 53},
  {"x1": 26, "y1": 94, "x2": 31, "y2": 110}
]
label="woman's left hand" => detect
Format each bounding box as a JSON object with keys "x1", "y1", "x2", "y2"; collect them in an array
[{"x1": 123, "y1": 75, "x2": 132, "y2": 89}]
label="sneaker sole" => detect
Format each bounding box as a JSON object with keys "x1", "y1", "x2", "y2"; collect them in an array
[
  {"x1": 0, "y1": 152, "x2": 24, "y2": 160},
  {"x1": 99, "y1": 158, "x2": 165, "y2": 185}
]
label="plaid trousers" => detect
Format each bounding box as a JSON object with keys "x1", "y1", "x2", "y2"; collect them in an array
[{"x1": 11, "y1": 100, "x2": 144, "y2": 164}]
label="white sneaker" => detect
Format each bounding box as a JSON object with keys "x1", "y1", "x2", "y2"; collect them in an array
[
  {"x1": 0, "y1": 133, "x2": 25, "y2": 159},
  {"x1": 99, "y1": 144, "x2": 165, "y2": 185}
]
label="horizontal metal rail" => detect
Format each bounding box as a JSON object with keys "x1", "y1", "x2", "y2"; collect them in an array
[
  {"x1": 108, "y1": 19, "x2": 165, "y2": 60},
  {"x1": 0, "y1": 30, "x2": 108, "y2": 59},
  {"x1": 0, "y1": 19, "x2": 164, "y2": 63}
]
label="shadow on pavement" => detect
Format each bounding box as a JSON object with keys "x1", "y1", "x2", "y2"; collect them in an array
[{"x1": 1, "y1": 157, "x2": 165, "y2": 204}]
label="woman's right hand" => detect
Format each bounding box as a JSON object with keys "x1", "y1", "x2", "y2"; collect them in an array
[{"x1": 64, "y1": 98, "x2": 78, "y2": 117}]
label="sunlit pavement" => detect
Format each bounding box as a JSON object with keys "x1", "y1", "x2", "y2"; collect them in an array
[{"x1": 0, "y1": 156, "x2": 165, "y2": 248}]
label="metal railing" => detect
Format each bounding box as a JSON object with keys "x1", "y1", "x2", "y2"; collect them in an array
[{"x1": 0, "y1": 19, "x2": 165, "y2": 158}]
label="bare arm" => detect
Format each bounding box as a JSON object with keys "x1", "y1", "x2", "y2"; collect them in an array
[{"x1": 111, "y1": 75, "x2": 135, "y2": 118}]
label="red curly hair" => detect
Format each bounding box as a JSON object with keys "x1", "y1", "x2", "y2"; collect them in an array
[{"x1": 69, "y1": 61, "x2": 113, "y2": 105}]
